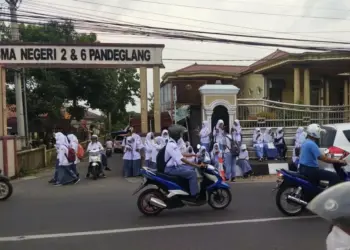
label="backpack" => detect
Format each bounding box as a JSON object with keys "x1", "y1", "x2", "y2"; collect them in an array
[
  {"x1": 156, "y1": 143, "x2": 173, "y2": 173},
  {"x1": 76, "y1": 144, "x2": 85, "y2": 160},
  {"x1": 226, "y1": 136, "x2": 240, "y2": 156},
  {"x1": 65, "y1": 146, "x2": 76, "y2": 163}
]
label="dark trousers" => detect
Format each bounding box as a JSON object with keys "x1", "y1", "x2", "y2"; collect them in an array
[
  {"x1": 275, "y1": 143, "x2": 287, "y2": 158},
  {"x1": 299, "y1": 165, "x2": 340, "y2": 187}
]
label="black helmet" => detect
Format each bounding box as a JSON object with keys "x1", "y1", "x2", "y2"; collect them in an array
[
  {"x1": 307, "y1": 182, "x2": 350, "y2": 230},
  {"x1": 168, "y1": 124, "x2": 187, "y2": 142}
]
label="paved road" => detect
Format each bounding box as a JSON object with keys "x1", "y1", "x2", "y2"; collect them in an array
[{"x1": 0, "y1": 154, "x2": 329, "y2": 250}]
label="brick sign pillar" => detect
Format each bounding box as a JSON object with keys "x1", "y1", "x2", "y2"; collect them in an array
[{"x1": 0, "y1": 136, "x2": 17, "y2": 177}]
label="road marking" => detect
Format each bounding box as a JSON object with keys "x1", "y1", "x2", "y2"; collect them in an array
[{"x1": 0, "y1": 216, "x2": 317, "y2": 242}]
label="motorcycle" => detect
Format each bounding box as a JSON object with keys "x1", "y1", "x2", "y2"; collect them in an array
[
  {"x1": 87, "y1": 149, "x2": 103, "y2": 180},
  {"x1": 0, "y1": 169, "x2": 13, "y2": 201},
  {"x1": 133, "y1": 148, "x2": 232, "y2": 216},
  {"x1": 274, "y1": 161, "x2": 350, "y2": 216},
  {"x1": 106, "y1": 148, "x2": 112, "y2": 158}
]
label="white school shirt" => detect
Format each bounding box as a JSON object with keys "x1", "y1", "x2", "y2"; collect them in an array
[
  {"x1": 57, "y1": 145, "x2": 70, "y2": 166},
  {"x1": 165, "y1": 140, "x2": 184, "y2": 167},
  {"x1": 145, "y1": 141, "x2": 153, "y2": 161},
  {"x1": 151, "y1": 143, "x2": 163, "y2": 163},
  {"x1": 122, "y1": 138, "x2": 143, "y2": 160},
  {"x1": 106, "y1": 140, "x2": 113, "y2": 149}
]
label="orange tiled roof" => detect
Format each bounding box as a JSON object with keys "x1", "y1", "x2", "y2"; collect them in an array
[{"x1": 175, "y1": 63, "x2": 248, "y2": 74}]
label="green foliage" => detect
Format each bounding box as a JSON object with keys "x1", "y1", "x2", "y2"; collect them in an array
[
  {"x1": 3, "y1": 21, "x2": 140, "y2": 126},
  {"x1": 148, "y1": 92, "x2": 154, "y2": 112}
]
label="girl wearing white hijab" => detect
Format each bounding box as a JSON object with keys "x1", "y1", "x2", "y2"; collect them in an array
[
  {"x1": 161, "y1": 129, "x2": 170, "y2": 145},
  {"x1": 151, "y1": 136, "x2": 164, "y2": 170},
  {"x1": 294, "y1": 127, "x2": 305, "y2": 147},
  {"x1": 210, "y1": 142, "x2": 222, "y2": 169},
  {"x1": 144, "y1": 132, "x2": 154, "y2": 168},
  {"x1": 199, "y1": 120, "x2": 211, "y2": 152},
  {"x1": 263, "y1": 127, "x2": 278, "y2": 160},
  {"x1": 54, "y1": 133, "x2": 79, "y2": 186},
  {"x1": 231, "y1": 119, "x2": 242, "y2": 145},
  {"x1": 48, "y1": 132, "x2": 62, "y2": 184},
  {"x1": 213, "y1": 119, "x2": 225, "y2": 150},
  {"x1": 177, "y1": 137, "x2": 187, "y2": 154},
  {"x1": 67, "y1": 134, "x2": 80, "y2": 176},
  {"x1": 274, "y1": 127, "x2": 287, "y2": 160},
  {"x1": 252, "y1": 128, "x2": 264, "y2": 161},
  {"x1": 237, "y1": 144, "x2": 253, "y2": 178}
]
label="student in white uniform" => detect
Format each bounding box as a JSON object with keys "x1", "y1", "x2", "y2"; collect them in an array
[
  {"x1": 144, "y1": 132, "x2": 154, "y2": 168},
  {"x1": 151, "y1": 136, "x2": 164, "y2": 170}
]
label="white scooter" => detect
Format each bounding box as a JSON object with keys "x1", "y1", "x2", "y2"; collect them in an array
[{"x1": 88, "y1": 149, "x2": 103, "y2": 180}]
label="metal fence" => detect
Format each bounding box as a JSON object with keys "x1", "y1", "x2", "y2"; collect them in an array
[{"x1": 237, "y1": 99, "x2": 350, "y2": 128}]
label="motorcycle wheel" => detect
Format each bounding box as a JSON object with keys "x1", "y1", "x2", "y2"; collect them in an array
[
  {"x1": 137, "y1": 188, "x2": 164, "y2": 216},
  {"x1": 0, "y1": 180, "x2": 13, "y2": 201},
  {"x1": 91, "y1": 165, "x2": 99, "y2": 180},
  {"x1": 276, "y1": 184, "x2": 304, "y2": 216},
  {"x1": 208, "y1": 188, "x2": 232, "y2": 210}
]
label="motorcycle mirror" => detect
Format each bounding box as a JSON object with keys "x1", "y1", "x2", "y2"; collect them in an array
[{"x1": 197, "y1": 144, "x2": 201, "y2": 149}]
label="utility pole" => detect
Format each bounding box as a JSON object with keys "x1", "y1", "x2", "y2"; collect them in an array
[{"x1": 6, "y1": 0, "x2": 25, "y2": 147}]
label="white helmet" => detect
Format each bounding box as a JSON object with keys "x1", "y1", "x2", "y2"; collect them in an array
[{"x1": 306, "y1": 123, "x2": 325, "y2": 139}]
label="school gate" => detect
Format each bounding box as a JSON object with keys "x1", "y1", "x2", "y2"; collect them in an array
[{"x1": 0, "y1": 43, "x2": 164, "y2": 177}]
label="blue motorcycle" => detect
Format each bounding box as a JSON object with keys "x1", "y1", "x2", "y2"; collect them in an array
[
  {"x1": 133, "y1": 160, "x2": 231, "y2": 216},
  {"x1": 274, "y1": 163, "x2": 350, "y2": 216}
]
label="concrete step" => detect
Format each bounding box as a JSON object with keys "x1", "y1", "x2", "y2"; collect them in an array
[
  {"x1": 242, "y1": 137, "x2": 295, "y2": 147},
  {"x1": 246, "y1": 148, "x2": 294, "y2": 159}
]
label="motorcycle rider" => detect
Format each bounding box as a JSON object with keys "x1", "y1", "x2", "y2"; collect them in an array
[
  {"x1": 307, "y1": 181, "x2": 350, "y2": 250},
  {"x1": 165, "y1": 124, "x2": 206, "y2": 202},
  {"x1": 299, "y1": 123, "x2": 346, "y2": 187},
  {"x1": 105, "y1": 137, "x2": 113, "y2": 159},
  {"x1": 86, "y1": 135, "x2": 107, "y2": 177}
]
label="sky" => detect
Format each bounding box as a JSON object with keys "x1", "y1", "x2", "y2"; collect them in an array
[{"x1": 6, "y1": 0, "x2": 350, "y2": 113}]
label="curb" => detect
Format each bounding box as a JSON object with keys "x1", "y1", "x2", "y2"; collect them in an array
[{"x1": 234, "y1": 161, "x2": 295, "y2": 177}]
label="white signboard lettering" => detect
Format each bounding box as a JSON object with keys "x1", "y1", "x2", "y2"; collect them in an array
[{"x1": 0, "y1": 45, "x2": 164, "y2": 66}]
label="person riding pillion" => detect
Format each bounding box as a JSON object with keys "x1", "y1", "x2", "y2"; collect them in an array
[
  {"x1": 298, "y1": 123, "x2": 346, "y2": 187},
  {"x1": 164, "y1": 124, "x2": 206, "y2": 202}
]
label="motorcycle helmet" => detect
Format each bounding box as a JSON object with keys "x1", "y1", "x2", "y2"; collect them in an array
[
  {"x1": 307, "y1": 182, "x2": 350, "y2": 231},
  {"x1": 306, "y1": 123, "x2": 325, "y2": 139},
  {"x1": 168, "y1": 124, "x2": 187, "y2": 142}
]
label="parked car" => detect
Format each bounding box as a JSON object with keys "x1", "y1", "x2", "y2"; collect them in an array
[
  {"x1": 319, "y1": 123, "x2": 350, "y2": 171},
  {"x1": 111, "y1": 131, "x2": 128, "y2": 153}
]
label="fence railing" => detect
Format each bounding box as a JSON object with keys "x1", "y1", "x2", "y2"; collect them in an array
[
  {"x1": 16, "y1": 137, "x2": 103, "y2": 177},
  {"x1": 237, "y1": 99, "x2": 350, "y2": 128}
]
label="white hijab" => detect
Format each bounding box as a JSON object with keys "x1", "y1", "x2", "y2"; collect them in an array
[
  {"x1": 211, "y1": 142, "x2": 220, "y2": 158},
  {"x1": 295, "y1": 127, "x2": 305, "y2": 147},
  {"x1": 216, "y1": 119, "x2": 224, "y2": 130},
  {"x1": 233, "y1": 119, "x2": 242, "y2": 134},
  {"x1": 200, "y1": 121, "x2": 210, "y2": 137},
  {"x1": 275, "y1": 127, "x2": 284, "y2": 140},
  {"x1": 263, "y1": 128, "x2": 273, "y2": 143},
  {"x1": 161, "y1": 129, "x2": 169, "y2": 144},
  {"x1": 145, "y1": 132, "x2": 153, "y2": 147},
  {"x1": 239, "y1": 144, "x2": 249, "y2": 159},
  {"x1": 253, "y1": 128, "x2": 262, "y2": 142},
  {"x1": 55, "y1": 132, "x2": 69, "y2": 148}
]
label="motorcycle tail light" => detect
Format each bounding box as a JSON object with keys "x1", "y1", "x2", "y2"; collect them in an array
[
  {"x1": 276, "y1": 170, "x2": 283, "y2": 179},
  {"x1": 327, "y1": 146, "x2": 349, "y2": 159}
]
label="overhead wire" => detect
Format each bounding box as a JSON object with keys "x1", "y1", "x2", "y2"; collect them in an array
[
  {"x1": 75, "y1": 0, "x2": 350, "y2": 21},
  {"x1": 24, "y1": 0, "x2": 350, "y2": 43},
  {"x1": 5, "y1": 10, "x2": 350, "y2": 49}
]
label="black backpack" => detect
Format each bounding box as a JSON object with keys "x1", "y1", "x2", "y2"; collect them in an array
[
  {"x1": 156, "y1": 143, "x2": 172, "y2": 173},
  {"x1": 226, "y1": 136, "x2": 240, "y2": 156}
]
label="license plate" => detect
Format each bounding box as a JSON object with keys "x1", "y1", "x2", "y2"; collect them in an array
[{"x1": 132, "y1": 178, "x2": 147, "y2": 195}]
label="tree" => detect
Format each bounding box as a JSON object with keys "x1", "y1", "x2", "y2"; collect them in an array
[
  {"x1": 4, "y1": 20, "x2": 140, "y2": 126},
  {"x1": 148, "y1": 92, "x2": 154, "y2": 112}
]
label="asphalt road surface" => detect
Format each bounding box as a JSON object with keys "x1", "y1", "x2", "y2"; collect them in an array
[{"x1": 0, "y1": 154, "x2": 329, "y2": 250}]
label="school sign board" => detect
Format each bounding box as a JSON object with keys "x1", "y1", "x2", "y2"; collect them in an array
[{"x1": 0, "y1": 43, "x2": 164, "y2": 68}]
